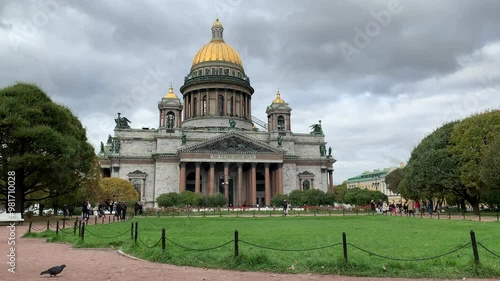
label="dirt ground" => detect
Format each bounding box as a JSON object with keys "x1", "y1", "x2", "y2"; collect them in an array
[{"x1": 0, "y1": 220, "x2": 499, "y2": 281}]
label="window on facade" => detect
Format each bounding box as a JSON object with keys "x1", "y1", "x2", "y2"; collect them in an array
[
  {"x1": 238, "y1": 72, "x2": 242, "y2": 78},
  {"x1": 212, "y1": 68, "x2": 216, "y2": 75},
  {"x1": 199, "y1": 70, "x2": 202, "y2": 76},
  {"x1": 133, "y1": 180, "x2": 142, "y2": 197},
  {"x1": 218, "y1": 95, "x2": 224, "y2": 116},
  {"x1": 202, "y1": 96, "x2": 207, "y2": 115},
  {"x1": 232, "y1": 70, "x2": 235, "y2": 76},
  {"x1": 205, "y1": 69, "x2": 209, "y2": 75},
  {"x1": 277, "y1": 116, "x2": 285, "y2": 131},
  {"x1": 225, "y1": 69, "x2": 229, "y2": 75},
  {"x1": 302, "y1": 180, "x2": 310, "y2": 190},
  {"x1": 219, "y1": 68, "x2": 222, "y2": 75}
]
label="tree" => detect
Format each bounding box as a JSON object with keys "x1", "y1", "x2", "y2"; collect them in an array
[
  {"x1": 403, "y1": 122, "x2": 463, "y2": 205},
  {"x1": 0, "y1": 83, "x2": 96, "y2": 214},
  {"x1": 100, "y1": 177, "x2": 139, "y2": 203},
  {"x1": 157, "y1": 192, "x2": 179, "y2": 208},
  {"x1": 271, "y1": 194, "x2": 288, "y2": 207},
  {"x1": 385, "y1": 168, "x2": 405, "y2": 195},
  {"x1": 333, "y1": 182, "x2": 348, "y2": 203},
  {"x1": 479, "y1": 136, "x2": 500, "y2": 191},
  {"x1": 449, "y1": 110, "x2": 500, "y2": 214},
  {"x1": 207, "y1": 192, "x2": 226, "y2": 207}
]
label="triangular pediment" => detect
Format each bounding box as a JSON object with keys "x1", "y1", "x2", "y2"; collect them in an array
[{"x1": 179, "y1": 131, "x2": 285, "y2": 154}]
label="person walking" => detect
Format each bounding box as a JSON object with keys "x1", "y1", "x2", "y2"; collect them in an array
[
  {"x1": 82, "y1": 201, "x2": 88, "y2": 221},
  {"x1": 407, "y1": 199, "x2": 415, "y2": 217},
  {"x1": 427, "y1": 199, "x2": 433, "y2": 217},
  {"x1": 283, "y1": 200, "x2": 289, "y2": 216}
]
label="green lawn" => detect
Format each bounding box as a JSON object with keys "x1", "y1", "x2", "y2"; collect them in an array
[{"x1": 25, "y1": 215, "x2": 500, "y2": 278}]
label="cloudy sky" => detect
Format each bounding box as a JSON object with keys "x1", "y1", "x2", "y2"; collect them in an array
[{"x1": 1, "y1": 0, "x2": 499, "y2": 184}]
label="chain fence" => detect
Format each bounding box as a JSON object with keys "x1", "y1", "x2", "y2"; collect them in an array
[
  {"x1": 164, "y1": 237, "x2": 233, "y2": 251},
  {"x1": 478, "y1": 242, "x2": 500, "y2": 258},
  {"x1": 85, "y1": 228, "x2": 130, "y2": 239},
  {"x1": 240, "y1": 240, "x2": 342, "y2": 252},
  {"x1": 347, "y1": 242, "x2": 471, "y2": 261},
  {"x1": 138, "y1": 236, "x2": 163, "y2": 249}
]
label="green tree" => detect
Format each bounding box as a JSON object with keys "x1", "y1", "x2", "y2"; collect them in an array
[
  {"x1": 385, "y1": 168, "x2": 405, "y2": 195},
  {"x1": 333, "y1": 182, "x2": 348, "y2": 203},
  {"x1": 449, "y1": 110, "x2": 500, "y2": 214},
  {"x1": 0, "y1": 83, "x2": 96, "y2": 214},
  {"x1": 100, "y1": 177, "x2": 139, "y2": 203},
  {"x1": 343, "y1": 188, "x2": 386, "y2": 206},
  {"x1": 479, "y1": 136, "x2": 500, "y2": 191},
  {"x1": 156, "y1": 192, "x2": 179, "y2": 208},
  {"x1": 288, "y1": 190, "x2": 306, "y2": 207},
  {"x1": 271, "y1": 194, "x2": 288, "y2": 208},
  {"x1": 207, "y1": 192, "x2": 227, "y2": 207},
  {"x1": 178, "y1": 190, "x2": 203, "y2": 207},
  {"x1": 303, "y1": 189, "x2": 326, "y2": 206},
  {"x1": 403, "y1": 122, "x2": 462, "y2": 204}
]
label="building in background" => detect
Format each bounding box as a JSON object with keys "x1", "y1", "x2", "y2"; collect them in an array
[
  {"x1": 99, "y1": 19, "x2": 336, "y2": 208},
  {"x1": 346, "y1": 162, "x2": 404, "y2": 201}
]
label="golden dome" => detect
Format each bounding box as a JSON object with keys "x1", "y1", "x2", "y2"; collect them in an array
[
  {"x1": 192, "y1": 42, "x2": 243, "y2": 67},
  {"x1": 212, "y1": 18, "x2": 223, "y2": 28},
  {"x1": 272, "y1": 91, "x2": 285, "y2": 104},
  {"x1": 163, "y1": 85, "x2": 178, "y2": 98},
  {"x1": 191, "y1": 18, "x2": 243, "y2": 68}
]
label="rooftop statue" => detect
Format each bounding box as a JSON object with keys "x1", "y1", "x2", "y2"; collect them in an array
[
  {"x1": 115, "y1": 112, "x2": 131, "y2": 129},
  {"x1": 310, "y1": 120, "x2": 324, "y2": 136}
]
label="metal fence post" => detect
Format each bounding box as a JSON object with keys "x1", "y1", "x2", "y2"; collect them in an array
[
  {"x1": 342, "y1": 232, "x2": 348, "y2": 263},
  {"x1": 56, "y1": 221, "x2": 59, "y2": 236},
  {"x1": 47, "y1": 220, "x2": 50, "y2": 231},
  {"x1": 28, "y1": 221, "x2": 32, "y2": 233},
  {"x1": 470, "y1": 230, "x2": 480, "y2": 264},
  {"x1": 134, "y1": 222, "x2": 138, "y2": 244},
  {"x1": 234, "y1": 230, "x2": 239, "y2": 257},
  {"x1": 162, "y1": 228, "x2": 166, "y2": 253},
  {"x1": 81, "y1": 222, "x2": 85, "y2": 242},
  {"x1": 78, "y1": 220, "x2": 82, "y2": 237},
  {"x1": 73, "y1": 221, "x2": 77, "y2": 235},
  {"x1": 131, "y1": 222, "x2": 134, "y2": 240}
]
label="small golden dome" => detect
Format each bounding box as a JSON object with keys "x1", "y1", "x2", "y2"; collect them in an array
[
  {"x1": 163, "y1": 85, "x2": 178, "y2": 98},
  {"x1": 213, "y1": 18, "x2": 223, "y2": 28},
  {"x1": 272, "y1": 91, "x2": 285, "y2": 104}
]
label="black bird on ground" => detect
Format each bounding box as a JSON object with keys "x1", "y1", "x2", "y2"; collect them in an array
[{"x1": 40, "y1": 264, "x2": 66, "y2": 276}]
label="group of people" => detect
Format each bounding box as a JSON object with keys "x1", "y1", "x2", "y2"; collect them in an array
[
  {"x1": 114, "y1": 201, "x2": 128, "y2": 221},
  {"x1": 370, "y1": 199, "x2": 434, "y2": 217},
  {"x1": 134, "y1": 201, "x2": 144, "y2": 216}
]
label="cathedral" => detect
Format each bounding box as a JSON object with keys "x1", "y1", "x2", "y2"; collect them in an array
[{"x1": 99, "y1": 19, "x2": 336, "y2": 208}]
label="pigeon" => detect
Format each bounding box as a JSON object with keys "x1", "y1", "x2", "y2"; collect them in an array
[{"x1": 40, "y1": 264, "x2": 66, "y2": 277}]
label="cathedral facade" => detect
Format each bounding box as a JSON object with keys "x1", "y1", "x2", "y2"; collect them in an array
[{"x1": 99, "y1": 19, "x2": 336, "y2": 208}]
